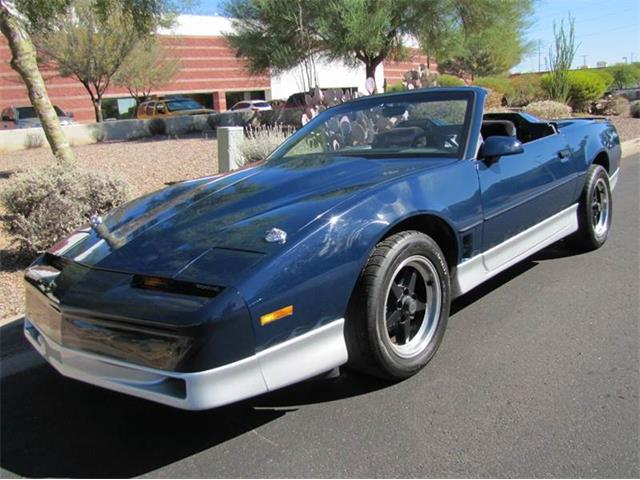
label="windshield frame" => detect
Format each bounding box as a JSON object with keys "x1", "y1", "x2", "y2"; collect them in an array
[{"x1": 268, "y1": 89, "x2": 477, "y2": 162}]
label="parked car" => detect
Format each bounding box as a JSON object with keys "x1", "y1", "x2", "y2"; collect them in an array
[
  {"x1": 24, "y1": 87, "x2": 620, "y2": 410},
  {"x1": 229, "y1": 100, "x2": 272, "y2": 112},
  {"x1": 284, "y1": 91, "x2": 308, "y2": 109},
  {"x1": 135, "y1": 96, "x2": 214, "y2": 119},
  {"x1": 1, "y1": 105, "x2": 74, "y2": 129}
]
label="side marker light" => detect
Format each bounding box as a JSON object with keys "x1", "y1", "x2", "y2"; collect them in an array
[{"x1": 260, "y1": 305, "x2": 294, "y2": 325}]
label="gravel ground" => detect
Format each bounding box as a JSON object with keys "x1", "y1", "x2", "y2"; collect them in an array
[
  {"x1": 610, "y1": 116, "x2": 640, "y2": 142},
  {"x1": 0, "y1": 134, "x2": 218, "y2": 319}
]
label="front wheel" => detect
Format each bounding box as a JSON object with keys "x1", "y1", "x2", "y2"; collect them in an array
[
  {"x1": 345, "y1": 231, "x2": 451, "y2": 380},
  {"x1": 568, "y1": 164, "x2": 612, "y2": 252}
]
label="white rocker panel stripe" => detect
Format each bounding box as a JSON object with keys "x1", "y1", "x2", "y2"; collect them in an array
[{"x1": 453, "y1": 203, "x2": 579, "y2": 297}]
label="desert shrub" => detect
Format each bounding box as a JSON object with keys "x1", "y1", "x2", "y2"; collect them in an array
[
  {"x1": 608, "y1": 64, "x2": 640, "y2": 89},
  {"x1": 630, "y1": 101, "x2": 640, "y2": 118},
  {"x1": 475, "y1": 77, "x2": 514, "y2": 99},
  {"x1": 567, "y1": 70, "x2": 608, "y2": 111},
  {"x1": 437, "y1": 74, "x2": 465, "y2": 87},
  {"x1": 543, "y1": 71, "x2": 607, "y2": 112},
  {"x1": 523, "y1": 100, "x2": 572, "y2": 120},
  {"x1": 590, "y1": 68, "x2": 614, "y2": 90},
  {"x1": 594, "y1": 95, "x2": 630, "y2": 116},
  {"x1": 234, "y1": 124, "x2": 293, "y2": 165},
  {"x1": 482, "y1": 89, "x2": 504, "y2": 110},
  {"x1": 1, "y1": 165, "x2": 130, "y2": 253},
  {"x1": 385, "y1": 81, "x2": 405, "y2": 93},
  {"x1": 507, "y1": 74, "x2": 545, "y2": 106},
  {"x1": 147, "y1": 118, "x2": 166, "y2": 136}
]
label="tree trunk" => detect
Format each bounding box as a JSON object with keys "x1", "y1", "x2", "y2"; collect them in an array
[
  {"x1": 92, "y1": 97, "x2": 103, "y2": 122},
  {"x1": 365, "y1": 62, "x2": 378, "y2": 80},
  {"x1": 0, "y1": 1, "x2": 76, "y2": 164},
  {"x1": 365, "y1": 61, "x2": 381, "y2": 92}
]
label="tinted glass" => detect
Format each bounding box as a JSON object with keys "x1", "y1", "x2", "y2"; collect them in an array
[
  {"x1": 166, "y1": 99, "x2": 203, "y2": 111},
  {"x1": 17, "y1": 106, "x2": 66, "y2": 118},
  {"x1": 277, "y1": 94, "x2": 471, "y2": 160}
]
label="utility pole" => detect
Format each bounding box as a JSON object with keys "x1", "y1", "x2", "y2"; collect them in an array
[
  {"x1": 623, "y1": 56, "x2": 628, "y2": 64},
  {"x1": 582, "y1": 55, "x2": 587, "y2": 68}
]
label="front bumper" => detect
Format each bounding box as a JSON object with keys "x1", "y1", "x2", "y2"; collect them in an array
[{"x1": 25, "y1": 316, "x2": 347, "y2": 410}]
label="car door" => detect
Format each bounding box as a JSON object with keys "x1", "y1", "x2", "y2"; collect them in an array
[{"x1": 477, "y1": 132, "x2": 577, "y2": 266}]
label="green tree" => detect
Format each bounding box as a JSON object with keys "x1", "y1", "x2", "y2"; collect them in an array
[
  {"x1": 436, "y1": 0, "x2": 533, "y2": 81},
  {"x1": 1, "y1": 0, "x2": 177, "y2": 161},
  {"x1": 36, "y1": 0, "x2": 147, "y2": 122},
  {"x1": 113, "y1": 36, "x2": 181, "y2": 106},
  {"x1": 609, "y1": 63, "x2": 640, "y2": 89},
  {"x1": 1, "y1": 0, "x2": 76, "y2": 163},
  {"x1": 544, "y1": 14, "x2": 578, "y2": 103},
  {"x1": 225, "y1": 0, "x2": 325, "y2": 91},
  {"x1": 225, "y1": 0, "x2": 531, "y2": 92}
]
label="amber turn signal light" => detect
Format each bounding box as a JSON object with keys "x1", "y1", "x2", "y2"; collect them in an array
[{"x1": 260, "y1": 305, "x2": 294, "y2": 325}]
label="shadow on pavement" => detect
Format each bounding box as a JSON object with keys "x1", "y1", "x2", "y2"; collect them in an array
[
  {"x1": 0, "y1": 240, "x2": 580, "y2": 477},
  {"x1": 0, "y1": 334, "x2": 386, "y2": 478}
]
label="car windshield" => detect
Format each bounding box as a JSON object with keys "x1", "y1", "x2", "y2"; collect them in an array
[
  {"x1": 17, "y1": 106, "x2": 65, "y2": 118},
  {"x1": 252, "y1": 102, "x2": 270, "y2": 108},
  {"x1": 166, "y1": 99, "x2": 203, "y2": 112},
  {"x1": 275, "y1": 92, "x2": 472, "y2": 160}
]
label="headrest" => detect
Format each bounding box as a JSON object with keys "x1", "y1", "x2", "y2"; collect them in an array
[{"x1": 481, "y1": 120, "x2": 517, "y2": 138}]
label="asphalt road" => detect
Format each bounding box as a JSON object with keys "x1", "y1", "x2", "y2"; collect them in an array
[{"x1": 1, "y1": 155, "x2": 638, "y2": 478}]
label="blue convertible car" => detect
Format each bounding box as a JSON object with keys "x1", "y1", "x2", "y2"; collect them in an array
[{"x1": 24, "y1": 87, "x2": 620, "y2": 409}]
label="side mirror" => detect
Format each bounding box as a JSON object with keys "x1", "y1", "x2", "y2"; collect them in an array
[
  {"x1": 479, "y1": 136, "x2": 524, "y2": 163},
  {"x1": 66, "y1": 111, "x2": 74, "y2": 118}
]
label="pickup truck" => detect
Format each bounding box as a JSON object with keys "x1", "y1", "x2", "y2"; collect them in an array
[{"x1": 23, "y1": 87, "x2": 621, "y2": 410}]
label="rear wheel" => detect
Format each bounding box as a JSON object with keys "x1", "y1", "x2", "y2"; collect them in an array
[
  {"x1": 568, "y1": 164, "x2": 612, "y2": 252},
  {"x1": 345, "y1": 231, "x2": 451, "y2": 380}
]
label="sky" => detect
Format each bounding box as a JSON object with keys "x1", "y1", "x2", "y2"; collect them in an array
[{"x1": 189, "y1": 0, "x2": 640, "y2": 73}]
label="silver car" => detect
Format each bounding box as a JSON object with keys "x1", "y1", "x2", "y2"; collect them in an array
[
  {"x1": 229, "y1": 100, "x2": 272, "y2": 113},
  {"x1": 1, "y1": 105, "x2": 75, "y2": 129}
]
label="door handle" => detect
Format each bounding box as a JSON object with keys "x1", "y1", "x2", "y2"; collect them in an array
[{"x1": 558, "y1": 148, "x2": 571, "y2": 160}]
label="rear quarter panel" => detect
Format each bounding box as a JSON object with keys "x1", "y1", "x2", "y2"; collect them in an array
[{"x1": 561, "y1": 119, "x2": 621, "y2": 200}]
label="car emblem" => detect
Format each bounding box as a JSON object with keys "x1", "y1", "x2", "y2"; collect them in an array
[{"x1": 265, "y1": 227, "x2": 287, "y2": 244}]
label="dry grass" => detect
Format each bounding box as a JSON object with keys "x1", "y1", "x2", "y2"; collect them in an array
[{"x1": 0, "y1": 133, "x2": 218, "y2": 318}]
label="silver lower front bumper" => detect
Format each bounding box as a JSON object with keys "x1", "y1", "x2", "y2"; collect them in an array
[{"x1": 24, "y1": 317, "x2": 347, "y2": 410}]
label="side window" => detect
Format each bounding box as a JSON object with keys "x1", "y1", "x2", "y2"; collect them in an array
[
  {"x1": 234, "y1": 102, "x2": 247, "y2": 110},
  {"x1": 137, "y1": 103, "x2": 147, "y2": 117},
  {"x1": 146, "y1": 102, "x2": 156, "y2": 116}
]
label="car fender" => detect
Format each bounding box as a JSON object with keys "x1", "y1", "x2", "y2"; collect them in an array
[{"x1": 236, "y1": 158, "x2": 482, "y2": 351}]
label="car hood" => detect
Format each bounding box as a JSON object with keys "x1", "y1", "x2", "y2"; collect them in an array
[{"x1": 53, "y1": 154, "x2": 453, "y2": 284}]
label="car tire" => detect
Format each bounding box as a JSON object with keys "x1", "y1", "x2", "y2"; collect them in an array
[
  {"x1": 567, "y1": 164, "x2": 612, "y2": 252},
  {"x1": 345, "y1": 231, "x2": 451, "y2": 380}
]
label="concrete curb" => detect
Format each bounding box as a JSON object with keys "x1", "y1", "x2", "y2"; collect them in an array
[
  {"x1": 621, "y1": 138, "x2": 640, "y2": 159},
  {"x1": 0, "y1": 314, "x2": 24, "y2": 329}
]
